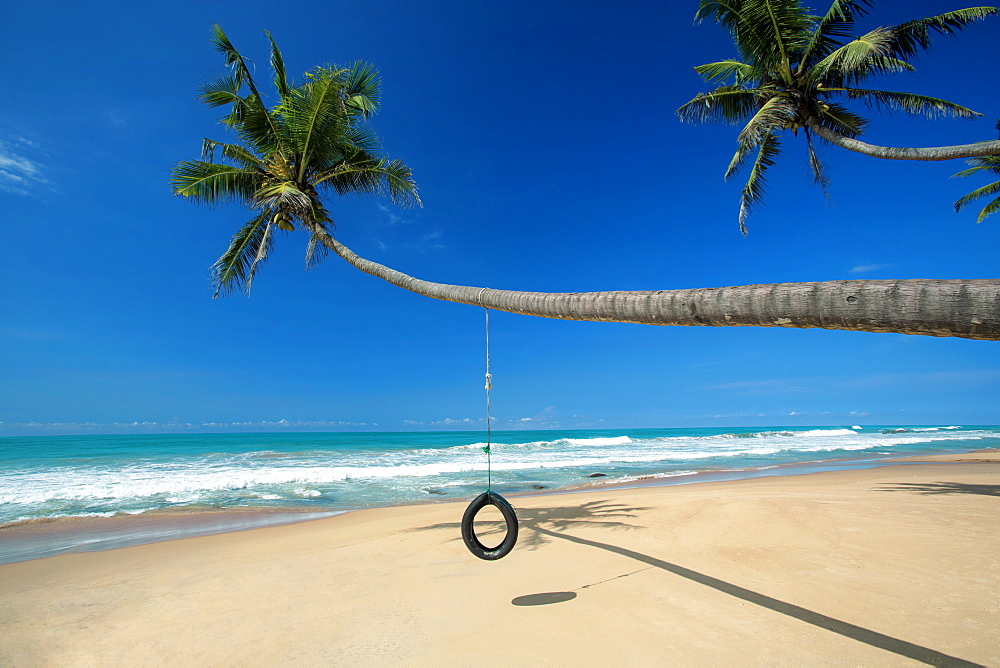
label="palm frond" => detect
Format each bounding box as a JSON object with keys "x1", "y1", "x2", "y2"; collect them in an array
[
  {"x1": 253, "y1": 181, "x2": 314, "y2": 213},
  {"x1": 245, "y1": 219, "x2": 276, "y2": 291},
  {"x1": 814, "y1": 100, "x2": 868, "y2": 137},
  {"x1": 198, "y1": 73, "x2": 243, "y2": 109},
  {"x1": 344, "y1": 62, "x2": 381, "y2": 118},
  {"x1": 305, "y1": 220, "x2": 333, "y2": 270},
  {"x1": 209, "y1": 25, "x2": 291, "y2": 160},
  {"x1": 677, "y1": 86, "x2": 763, "y2": 124},
  {"x1": 696, "y1": 0, "x2": 813, "y2": 74},
  {"x1": 804, "y1": 127, "x2": 830, "y2": 195},
  {"x1": 283, "y1": 67, "x2": 350, "y2": 181},
  {"x1": 200, "y1": 139, "x2": 264, "y2": 169},
  {"x1": 313, "y1": 157, "x2": 420, "y2": 208},
  {"x1": 809, "y1": 29, "x2": 915, "y2": 85},
  {"x1": 738, "y1": 132, "x2": 782, "y2": 235},
  {"x1": 170, "y1": 161, "x2": 262, "y2": 205},
  {"x1": 736, "y1": 95, "x2": 797, "y2": 146},
  {"x1": 888, "y1": 7, "x2": 998, "y2": 60},
  {"x1": 210, "y1": 211, "x2": 274, "y2": 297},
  {"x1": 799, "y1": 0, "x2": 873, "y2": 68},
  {"x1": 694, "y1": 59, "x2": 762, "y2": 85},
  {"x1": 953, "y1": 179, "x2": 1000, "y2": 222},
  {"x1": 209, "y1": 24, "x2": 264, "y2": 100},
  {"x1": 265, "y1": 30, "x2": 290, "y2": 99},
  {"x1": 973, "y1": 194, "x2": 1000, "y2": 222},
  {"x1": 342, "y1": 124, "x2": 382, "y2": 155},
  {"x1": 951, "y1": 154, "x2": 1000, "y2": 178},
  {"x1": 843, "y1": 89, "x2": 981, "y2": 119},
  {"x1": 725, "y1": 140, "x2": 756, "y2": 182},
  {"x1": 230, "y1": 101, "x2": 285, "y2": 157},
  {"x1": 380, "y1": 158, "x2": 421, "y2": 208}
]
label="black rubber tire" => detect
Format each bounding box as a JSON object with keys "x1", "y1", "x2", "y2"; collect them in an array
[{"x1": 461, "y1": 491, "x2": 518, "y2": 560}]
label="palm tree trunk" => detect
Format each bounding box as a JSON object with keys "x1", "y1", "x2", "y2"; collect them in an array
[
  {"x1": 807, "y1": 120, "x2": 1000, "y2": 160},
  {"x1": 306, "y1": 223, "x2": 1000, "y2": 341}
]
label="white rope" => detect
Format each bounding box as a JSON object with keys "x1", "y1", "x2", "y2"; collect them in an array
[{"x1": 483, "y1": 302, "x2": 492, "y2": 490}]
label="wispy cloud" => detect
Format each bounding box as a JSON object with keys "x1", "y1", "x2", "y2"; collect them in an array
[
  {"x1": 0, "y1": 138, "x2": 50, "y2": 196},
  {"x1": 709, "y1": 413, "x2": 769, "y2": 419},
  {"x1": 787, "y1": 410, "x2": 870, "y2": 417},
  {"x1": 848, "y1": 263, "x2": 890, "y2": 274},
  {"x1": 836, "y1": 368, "x2": 1000, "y2": 390},
  {"x1": 377, "y1": 202, "x2": 409, "y2": 226},
  {"x1": 704, "y1": 378, "x2": 809, "y2": 395},
  {"x1": 404, "y1": 417, "x2": 483, "y2": 427}
]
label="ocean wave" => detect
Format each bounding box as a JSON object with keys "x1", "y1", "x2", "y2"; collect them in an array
[
  {"x1": 1, "y1": 427, "x2": 992, "y2": 519},
  {"x1": 457, "y1": 435, "x2": 634, "y2": 450},
  {"x1": 719, "y1": 428, "x2": 858, "y2": 440}
]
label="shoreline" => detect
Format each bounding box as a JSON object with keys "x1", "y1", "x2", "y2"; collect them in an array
[
  {"x1": 1, "y1": 446, "x2": 996, "y2": 566},
  {"x1": 2, "y1": 449, "x2": 997, "y2": 664}
]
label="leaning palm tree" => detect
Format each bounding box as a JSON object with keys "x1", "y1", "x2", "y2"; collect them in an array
[
  {"x1": 677, "y1": 0, "x2": 999, "y2": 233},
  {"x1": 173, "y1": 27, "x2": 1000, "y2": 341},
  {"x1": 170, "y1": 25, "x2": 419, "y2": 296}
]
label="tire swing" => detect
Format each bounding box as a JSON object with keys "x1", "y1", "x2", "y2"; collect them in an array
[
  {"x1": 461, "y1": 299, "x2": 518, "y2": 560},
  {"x1": 461, "y1": 490, "x2": 518, "y2": 560}
]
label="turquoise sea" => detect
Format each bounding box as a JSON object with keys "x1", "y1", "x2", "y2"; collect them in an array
[{"x1": 1, "y1": 425, "x2": 997, "y2": 563}]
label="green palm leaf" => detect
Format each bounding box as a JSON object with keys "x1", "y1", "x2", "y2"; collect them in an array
[
  {"x1": 200, "y1": 139, "x2": 264, "y2": 169},
  {"x1": 953, "y1": 155, "x2": 1000, "y2": 222},
  {"x1": 284, "y1": 67, "x2": 351, "y2": 182},
  {"x1": 266, "y1": 30, "x2": 290, "y2": 99},
  {"x1": 843, "y1": 89, "x2": 980, "y2": 119},
  {"x1": 813, "y1": 100, "x2": 867, "y2": 137},
  {"x1": 344, "y1": 62, "x2": 381, "y2": 118},
  {"x1": 253, "y1": 181, "x2": 313, "y2": 214},
  {"x1": 170, "y1": 161, "x2": 261, "y2": 205},
  {"x1": 952, "y1": 154, "x2": 1000, "y2": 178},
  {"x1": 198, "y1": 73, "x2": 243, "y2": 109},
  {"x1": 888, "y1": 7, "x2": 998, "y2": 59},
  {"x1": 799, "y1": 0, "x2": 872, "y2": 69},
  {"x1": 736, "y1": 95, "x2": 798, "y2": 146},
  {"x1": 953, "y1": 180, "x2": 1000, "y2": 222},
  {"x1": 305, "y1": 220, "x2": 334, "y2": 270},
  {"x1": 738, "y1": 133, "x2": 782, "y2": 235},
  {"x1": 809, "y1": 29, "x2": 915, "y2": 85},
  {"x1": 210, "y1": 211, "x2": 274, "y2": 297},
  {"x1": 677, "y1": 86, "x2": 763, "y2": 124},
  {"x1": 804, "y1": 127, "x2": 830, "y2": 194},
  {"x1": 697, "y1": 0, "x2": 813, "y2": 75},
  {"x1": 694, "y1": 59, "x2": 762, "y2": 85}
]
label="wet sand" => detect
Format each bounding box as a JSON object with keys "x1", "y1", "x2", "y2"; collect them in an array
[{"x1": 1, "y1": 451, "x2": 997, "y2": 665}]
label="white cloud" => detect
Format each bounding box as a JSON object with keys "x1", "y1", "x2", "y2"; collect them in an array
[
  {"x1": 429, "y1": 417, "x2": 480, "y2": 426},
  {"x1": 705, "y1": 378, "x2": 809, "y2": 394},
  {"x1": 0, "y1": 139, "x2": 51, "y2": 196},
  {"x1": 848, "y1": 263, "x2": 889, "y2": 274},
  {"x1": 377, "y1": 202, "x2": 407, "y2": 226}
]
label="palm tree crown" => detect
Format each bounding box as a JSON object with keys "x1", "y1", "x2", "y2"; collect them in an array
[
  {"x1": 170, "y1": 26, "x2": 420, "y2": 296},
  {"x1": 677, "y1": 0, "x2": 998, "y2": 233}
]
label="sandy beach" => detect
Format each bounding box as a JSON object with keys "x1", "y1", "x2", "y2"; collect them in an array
[{"x1": 1, "y1": 451, "x2": 997, "y2": 666}]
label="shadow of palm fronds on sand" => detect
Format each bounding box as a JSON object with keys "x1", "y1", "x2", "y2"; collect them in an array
[
  {"x1": 875, "y1": 481, "x2": 1000, "y2": 497},
  {"x1": 407, "y1": 499, "x2": 647, "y2": 550}
]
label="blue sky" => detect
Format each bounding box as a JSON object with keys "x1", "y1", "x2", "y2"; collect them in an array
[{"x1": 1, "y1": 0, "x2": 997, "y2": 435}]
